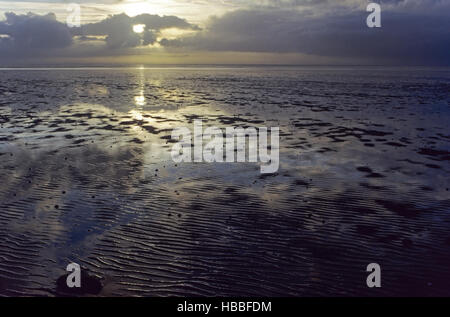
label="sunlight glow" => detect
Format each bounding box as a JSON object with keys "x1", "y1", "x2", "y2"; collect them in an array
[
  {"x1": 133, "y1": 24, "x2": 145, "y2": 34},
  {"x1": 130, "y1": 109, "x2": 144, "y2": 121},
  {"x1": 117, "y1": 0, "x2": 232, "y2": 25},
  {"x1": 123, "y1": 1, "x2": 167, "y2": 17},
  {"x1": 158, "y1": 28, "x2": 197, "y2": 40},
  {"x1": 134, "y1": 94, "x2": 146, "y2": 106}
]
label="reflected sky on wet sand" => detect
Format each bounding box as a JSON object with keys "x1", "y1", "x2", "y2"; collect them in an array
[{"x1": 0, "y1": 67, "x2": 449, "y2": 296}]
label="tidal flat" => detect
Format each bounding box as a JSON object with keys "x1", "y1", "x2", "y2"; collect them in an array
[{"x1": 0, "y1": 66, "x2": 449, "y2": 296}]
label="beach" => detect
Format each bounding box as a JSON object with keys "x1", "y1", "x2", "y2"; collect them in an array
[{"x1": 0, "y1": 66, "x2": 449, "y2": 296}]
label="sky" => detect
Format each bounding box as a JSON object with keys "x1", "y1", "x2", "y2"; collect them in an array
[{"x1": 0, "y1": 0, "x2": 449, "y2": 66}]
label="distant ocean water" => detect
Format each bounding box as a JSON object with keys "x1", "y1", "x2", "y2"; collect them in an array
[{"x1": 0, "y1": 66, "x2": 449, "y2": 296}]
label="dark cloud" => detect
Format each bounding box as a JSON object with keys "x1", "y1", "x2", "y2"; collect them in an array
[
  {"x1": 71, "y1": 13, "x2": 199, "y2": 49},
  {"x1": 0, "y1": 12, "x2": 72, "y2": 54},
  {"x1": 161, "y1": 4, "x2": 450, "y2": 65},
  {"x1": 0, "y1": 1, "x2": 449, "y2": 65},
  {"x1": 0, "y1": 12, "x2": 200, "y2": 57}
]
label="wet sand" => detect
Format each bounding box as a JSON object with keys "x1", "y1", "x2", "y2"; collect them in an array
[{"x1": 0, "y1": 67, "x2": 449, "y2": 296}]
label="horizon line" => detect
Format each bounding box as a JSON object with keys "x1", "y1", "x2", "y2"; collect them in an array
[{"x1": 1, "y1": 64, "x2": 449, "y2": 70}]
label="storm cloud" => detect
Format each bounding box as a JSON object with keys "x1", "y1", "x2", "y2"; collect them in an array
[
  {"x1": 160, "y1": 2, "x2": 450, "y2": 65},
  {"x1": 73, "y1": 13, "x2": 200, "y2": 49},
  {"x1": 0, "y1": 12, "x2": 72, "y2": 54},
  {"x1": 0, "y1": 0, "x2": 449, "y2": 65},
  {"x1": 0, "y1": 11, "x2": 200, "y2": 57}
]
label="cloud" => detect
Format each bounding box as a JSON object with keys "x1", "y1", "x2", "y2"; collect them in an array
[
  {"x1": 0, "y1": 11, "x2": 200, "y2": 58},
  {"x1": 0, "y1": 12, "x2": 72, "y2": 55},
  {"x1": 72, "y1": 13, "x2": 199, "y2": 48},
  {"x1": 0, "y1": 1, "x2": 449, "y2": 65},
  {"x1": 160, "y1": 2, "x2": 450, "y2": 65}
]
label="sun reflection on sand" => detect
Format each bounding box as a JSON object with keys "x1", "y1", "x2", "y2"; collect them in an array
[
  {"x1": 134, "y1": 67, "x2": 147, "y2": 107},
  {"x1": 129, "y1": 109, "x2": 144, "y2": 121},
  {"x1": 134, "y1": 93, "x2": 146, "y2": 107}
]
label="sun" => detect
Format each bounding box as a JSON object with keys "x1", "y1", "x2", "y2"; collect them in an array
[{"x1": 133, "y1": 24, "x2": 145, "y2": 34}]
